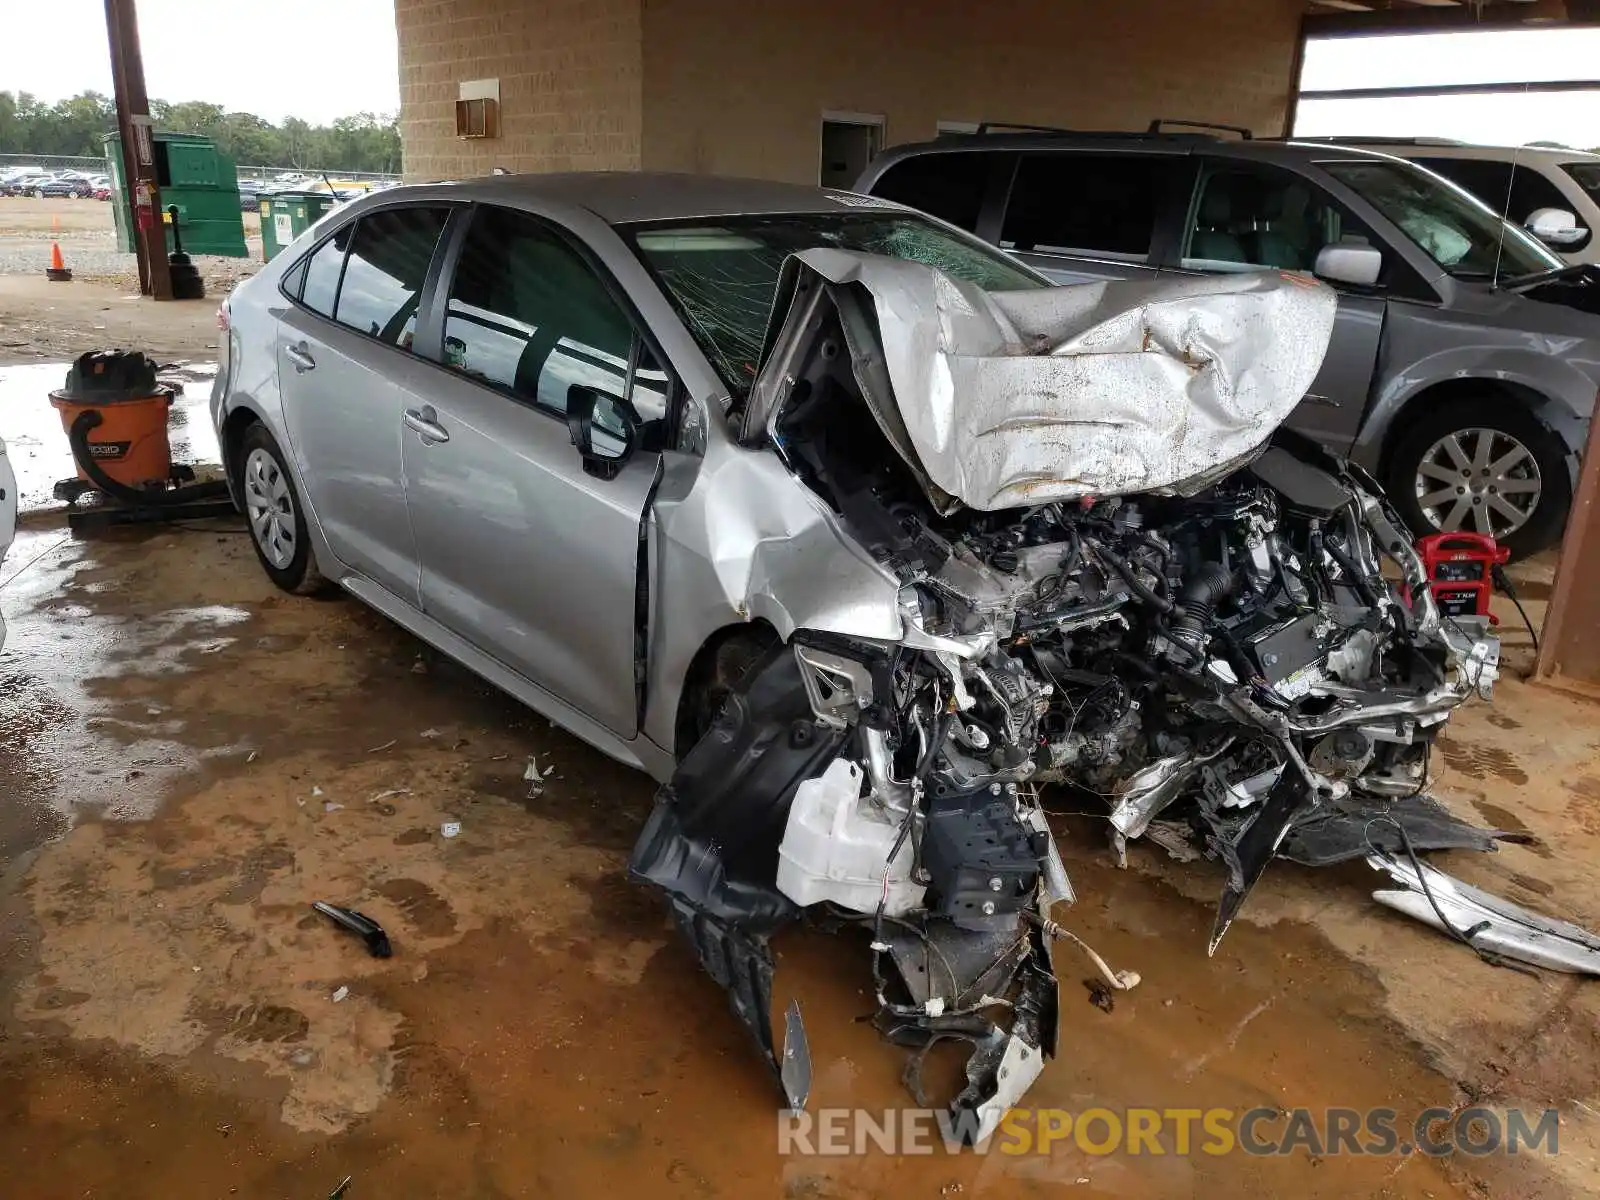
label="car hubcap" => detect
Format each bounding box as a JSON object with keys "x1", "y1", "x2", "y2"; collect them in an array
[
  {"x1": 1415, "y1": 427, "x2": 1542, "y2": 540},
  {"x1": 244, "y1": 448, "x2": 297, "y2": 570}
]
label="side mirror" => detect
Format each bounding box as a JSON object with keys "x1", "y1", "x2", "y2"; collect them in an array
[
  {"x1": 1314, "y1": 243, "x2": 1383, "y2": 288},
  {"x1": 566, "y1": 385, "x2": 639, "y2": 480},
  {"x1": 1525, "y1": 207, "x2": 1589, "y2": 248}
]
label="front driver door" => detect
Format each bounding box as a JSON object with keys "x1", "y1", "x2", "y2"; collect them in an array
[
  {"x1": 401, "y1": 205, "x2": 668, "y2": 738},
  {"x1": 1173, "y1": 161, "x2": 1387, "y2": 455}
]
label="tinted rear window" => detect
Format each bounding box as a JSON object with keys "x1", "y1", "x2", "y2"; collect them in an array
[
  {"x1": 865, "y1": 152, "x2": 993, "y2": 231},
  {"x1": 1001, "y1": 153, "x2": 1167, "y2": 258}
]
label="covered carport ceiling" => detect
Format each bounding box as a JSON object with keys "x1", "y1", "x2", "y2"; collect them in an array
[{"x1": 1307, "y1": 0, "x2": 1600, "y2": 29}]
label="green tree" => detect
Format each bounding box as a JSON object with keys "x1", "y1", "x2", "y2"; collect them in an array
[{"x1": 0, "y1": 90, "x2": 401, "y2": 173}]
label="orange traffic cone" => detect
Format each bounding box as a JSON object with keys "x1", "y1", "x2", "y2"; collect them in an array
[{"x1": 46, "y1": 241, "x2": 71, "y2": 282}]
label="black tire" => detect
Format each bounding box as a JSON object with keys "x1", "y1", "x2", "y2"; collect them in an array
[
  {"x1": 236, "y1": 422, "x2": 327, "y2": 595},
  {"x1": 1384, "y1": 397, "x2": 1571, "y2": 560}
]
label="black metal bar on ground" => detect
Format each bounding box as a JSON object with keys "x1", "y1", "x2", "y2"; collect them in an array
[{"x1": 66, "y1": 499, "x2": 239, "y2": 533}]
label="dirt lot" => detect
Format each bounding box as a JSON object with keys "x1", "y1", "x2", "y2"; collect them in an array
[
  {"x1": 4, "y1": 494, "x2": 1597, "y2": 1200},
  {"x1": 0, "y1": 195, "x2": 262, "y2": 288},
  {"x1": 2, "y1": 342, "x2": 1600, "y2": 1192},
  {"x1": 0, "y1": 197, "x2": 248, "y2": 364}
]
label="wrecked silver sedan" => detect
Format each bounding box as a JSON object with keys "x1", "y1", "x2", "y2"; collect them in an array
[{"x1": 213, "y1": 175, "x2": 1496, "y2": 1142}]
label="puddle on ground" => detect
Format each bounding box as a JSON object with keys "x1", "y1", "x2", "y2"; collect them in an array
[
  {"x1": 0, "y1": 360, "x2": 220, "y2": 512},
  {"x1": 0, "y1": 524, "x2": 251, "y2": 867}
]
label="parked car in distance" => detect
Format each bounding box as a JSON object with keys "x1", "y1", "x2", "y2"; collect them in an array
[
  {"x1": 1294, "y1": 139, "x2": 1600, "y2": 269},
  {"x1": 857, "y1": 127, "x2": 1600, "y2": 556},
  {"x1": 0, "y1": 435, "x2": 15, "y2": 651},
  {"x1": 37, "y1": 173, "x2": 93, "y2": 199},
  {"x1": 1, "y1": 170, "x2": 51, "y2": 196}
]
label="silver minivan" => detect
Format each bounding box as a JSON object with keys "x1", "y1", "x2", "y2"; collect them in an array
[{"x1": 858, "y1": 131, "x2": 1600, "y2": 556}]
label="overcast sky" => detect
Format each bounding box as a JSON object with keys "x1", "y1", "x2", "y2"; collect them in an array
[
  {"x1": 2, "y1": 9, "x2": 1599, "y2": 145},
  {"x1": 0, "y1": 0, "x2": 400, "y2": 124}
]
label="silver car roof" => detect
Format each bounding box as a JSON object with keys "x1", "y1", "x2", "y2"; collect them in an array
[{"x1": 367, "y1": 171, "x2": 874, "y2": 224}]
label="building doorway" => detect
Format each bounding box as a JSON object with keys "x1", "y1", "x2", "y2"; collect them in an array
[{"x1": 819, "y1": 113, "x2": 884, "y2": 189}]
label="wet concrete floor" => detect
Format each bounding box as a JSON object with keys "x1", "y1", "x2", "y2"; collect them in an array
[{"x1": 2, "y1": 370, "x2": 1600, "y2": 1197}]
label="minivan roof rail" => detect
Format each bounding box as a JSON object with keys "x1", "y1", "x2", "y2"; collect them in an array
[
  {"x1": 966, "y1": 121, "x2": 1254, "y2": 142},
  {"x1": 969, "y1": 119, "x2": 1253, "y2": 141},
  {"x1": 1146, "y1": 118, "x2": 1253, "y2": 139},
  {"x1": 1283, "y1": 135, "x2": 1465, "y2": 146},
  {"x1": 973, "y1": 122, "x2": 1081, "y2": 136}
]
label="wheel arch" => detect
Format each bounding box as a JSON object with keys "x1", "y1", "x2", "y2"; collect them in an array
[
  {"x1": 671, "y1": 618, "x2": 783, "y2": 760},
  {"x1": 1374, "y1": 376, "x2": 1560, "y2": 484},
  {"x1": 219, "y1": 403, "x2": 264, "y2": 508}
]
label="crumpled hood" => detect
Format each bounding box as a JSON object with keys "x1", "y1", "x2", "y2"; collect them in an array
[{"x1": 757, "y1": 249, "x2": 1339, "y2": 511}]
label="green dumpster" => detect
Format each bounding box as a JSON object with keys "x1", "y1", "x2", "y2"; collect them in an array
[
  {"x1": 104, "y1": 131, "x2": 248, "y2": 258},
  {"x1": 259, "y1": 190, "x2": 339, "y2": 261}
]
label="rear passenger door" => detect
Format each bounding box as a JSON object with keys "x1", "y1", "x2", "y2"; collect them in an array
[
  {"x1": 997, "y1": 153, "x2": 1177, "y2": 284},
  {"x1": 1173, "y1": 160, "x2": 1386, "y2": 454},
  {"x1": 402, "y1": 205, "x2": 668, "y2": 738},
  {"x1": 276, "y1": 204, "x2": 454, "y2": 601}
]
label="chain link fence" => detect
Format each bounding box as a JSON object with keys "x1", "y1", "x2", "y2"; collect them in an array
[{"x1": 0, "y1": 152, "x2": 400, "y2": 183}]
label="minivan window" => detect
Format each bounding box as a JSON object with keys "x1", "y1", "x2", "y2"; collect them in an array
[
  {"x1": 1323, "y1": 160, "x2": 1560, "y2": 279},
  {"x1": 334, "y1": 207, "x2": 450, "y2": 348},
  {"x1": 866, "y1": 152, "x2": 992, "y2": 231},
  {"x1": 1184, "y1": 164, "x2": 1376, "y2": 274},
  {"x1": 1001, "y1": 154, "x2": 1167, "y2": 259},
  {"x1": 442, "y1": 206, "x2": 639, "y2": 417}
]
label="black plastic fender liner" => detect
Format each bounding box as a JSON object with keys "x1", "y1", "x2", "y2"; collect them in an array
[
  {"x1": 1280, "y1": 792, "x2": 1511, "y2": 866},
  {"x1": 629, "y1": 643, "x2": 849, "y2": 929},
  {"x1": 628, "y1": 643, "x2": 848, "y2": 1104},
  {"x1": 1205, "y1": 768, "x2": 1318, "y2": 955}
]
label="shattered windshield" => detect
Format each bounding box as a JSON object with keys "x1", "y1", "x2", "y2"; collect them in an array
[
  {"x1": 1324, "y1": 159, "x2": 1560, "y2": 280},
  {"x1": 620, "y1": 212, "x2": 1045, "y2": 396}
]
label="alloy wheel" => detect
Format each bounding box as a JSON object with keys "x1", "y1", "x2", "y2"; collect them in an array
[{"x1": 1414, "y1": 427, "x2": 1542, "y2": 539}]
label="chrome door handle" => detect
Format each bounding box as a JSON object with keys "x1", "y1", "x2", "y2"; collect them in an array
[
  {"x1": 285, "y1": 342, "x2": 316, "y2": 372},
  {"x1": 404, "y1": 406, "x2": 450, "y2": 445}
]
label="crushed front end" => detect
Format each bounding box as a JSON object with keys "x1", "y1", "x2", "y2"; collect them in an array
[{"x1": 630, "y1": 251, "x2": 1497, "y2": 1142}]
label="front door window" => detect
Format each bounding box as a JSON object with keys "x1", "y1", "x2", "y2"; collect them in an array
[
  {"x1": 1183, "y1": 164, "x2": 1376, "y2": 276},
  {"x1": 443, "y1": 206, "x2": 641, "y2": 418}
]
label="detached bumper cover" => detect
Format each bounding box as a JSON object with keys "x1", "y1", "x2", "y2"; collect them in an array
[{"x1": 1369, "y1": 852, "x2": 1600, "y2": 975}]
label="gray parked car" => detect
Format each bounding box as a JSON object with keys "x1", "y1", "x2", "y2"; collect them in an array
[
  {"x1": 212, "y1": 172, "x2": 1497, "y2": 1139},
  {"x1": 857, "y1": 128, "x2": 1600, "y2": 556}
]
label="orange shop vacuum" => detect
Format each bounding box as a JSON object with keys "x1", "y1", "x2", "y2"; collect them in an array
[{"x1": 50, "y1": 350, "x2": 236, "y2": 531}]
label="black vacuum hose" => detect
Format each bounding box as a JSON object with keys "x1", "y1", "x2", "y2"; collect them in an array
[{"x1": 69, "y1": 409, "x2": 231, "y2": 507}]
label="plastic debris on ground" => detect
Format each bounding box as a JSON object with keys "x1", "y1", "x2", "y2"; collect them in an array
[
  {"x1": 311, "y1": 901, "x2": 394, "y2": 958},
  {"x1": 1367, "y1": 852, "x2": 1600, "y2": 975}
]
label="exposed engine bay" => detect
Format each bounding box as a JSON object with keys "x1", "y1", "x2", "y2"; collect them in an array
[{"x1": 629, "y1": 253, "x2": 1500, "y2": 1145}]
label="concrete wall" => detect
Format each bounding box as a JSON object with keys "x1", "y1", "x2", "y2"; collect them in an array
[
  {"x1": 396, "y1": 0, "x2": 1304, "y2": 182},
  {"x1": 641, "y1": 0, "x2": 1304, "y2": 182},
  {"x1": 395, "y1": 0, "x2": 643, "y2": 180}
]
